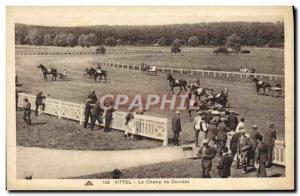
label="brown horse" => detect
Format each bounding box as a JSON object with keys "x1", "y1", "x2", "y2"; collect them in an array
[{"x1": 252, "y1": 78, "x2": 271, "y2": 95}]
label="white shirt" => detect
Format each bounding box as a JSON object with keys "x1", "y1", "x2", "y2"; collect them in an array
[{"x1": 193, "y1": 116, "x2": 202, "y2": 130}]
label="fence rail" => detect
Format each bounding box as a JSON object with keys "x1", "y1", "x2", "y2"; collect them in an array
[
  {"x1": 99, "y1": 61, "x2": 285, "y2": 81},
  {"x1": 17, "y1": 93, "x2": 168, "y2": 146}
]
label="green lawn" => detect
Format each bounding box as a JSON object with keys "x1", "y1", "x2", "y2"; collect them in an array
[{"x1": 71, "y1": 158, "x2": 285, "y2": 179}]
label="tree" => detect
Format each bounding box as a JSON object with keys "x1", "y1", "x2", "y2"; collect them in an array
[
  {"x1": 24, "y1": 30, "x2": 43, "y2": 45},
  {"x1": 173, "y1": 38, "x2": 182, "y2": 48},
  {"x1": 78, "y1": 34, "x2": 86, "y2": 47},
  {"x1": 225, "y1": 34, "x2": 241, "y2": 51},
  {"x1": 54, "y1": 33, "x2": 67, "y2": 47},
  {"x1": 43, "y1": 34, "x2": 52, "y2": 46},
  {"x1": 171, "y1": 38, "x2": 181, "y2": 53},
  {"x1": 188, "y1": 36, "x2": 199, "y2": 47},
  {"x1": 158, "y1": 37, "x2": 168, "y2": 46},
  {"x1": 105, "y1": 36, "x2": 117, "y2": 46},
  {"x1": 96, "y1": 46, "x2": 106, "y2": 54},
  {"x1": 66, "y1": 33, "x2": 77, "y2": 47}
]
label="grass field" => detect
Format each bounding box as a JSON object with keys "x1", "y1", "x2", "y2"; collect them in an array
[
  {"x1": 73, "y1": 158, "x2": 285, "y2": 179},
  {"x1": 16, "y1": 54, "x2": 285, "y2": 145},
  {"x1": 15, "y1": 48, "x2": 286, "y2": 178},
  {"x1": 16, "y1": 45, "x2": 284, "y2": 74},
  {"x1": 16, "y1": 111, "x2": 161, "y2": 150}
]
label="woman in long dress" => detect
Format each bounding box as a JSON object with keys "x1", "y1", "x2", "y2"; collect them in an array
[{"x1": 124, "y1": 109, "x2": 136, "y2": 139}]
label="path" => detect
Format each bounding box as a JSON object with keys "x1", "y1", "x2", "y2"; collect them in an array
[{"x1": 17, "y1": 146, "x2": 185, "y2": 179}]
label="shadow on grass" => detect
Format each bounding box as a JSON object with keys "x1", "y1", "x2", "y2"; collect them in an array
[{"x1": 31, "y1": 122, "x2": 47, "y2": 126}]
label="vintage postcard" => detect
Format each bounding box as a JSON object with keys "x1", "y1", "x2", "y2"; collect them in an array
[{"x1": 6, "y1": 6, "x2": 294, "y2": 190}]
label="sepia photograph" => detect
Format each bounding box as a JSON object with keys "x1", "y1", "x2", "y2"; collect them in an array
[{"x1": 6, "y1": 6, "x2": 294, "y2": 190}]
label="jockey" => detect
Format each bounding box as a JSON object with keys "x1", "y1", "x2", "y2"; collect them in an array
[
  {"x1": 193, "y1": 79, "x2": 201, "y2": 88},
  {"x1": 96, "y1": 64, "x2": 102, "y2": 74},
  {"x1": 275, "y1": 80, "x2": 282, "y2": 88},
  {"x1": 63, "y1": 69, "x2": 68, "y2": 77}
]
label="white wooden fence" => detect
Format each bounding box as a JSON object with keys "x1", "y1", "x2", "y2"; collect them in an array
[
  {"x1": 99, "y1": 61, "x2": 285, "y2": 81},
  {"x1": 17, "y1": 93, "x2": 168, "y2": 146},
  {"x1": 273, "y1": 140, "x2": 285, "y2": 166}
]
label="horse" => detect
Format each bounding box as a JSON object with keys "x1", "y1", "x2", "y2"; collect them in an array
[
  {"x1": 166, "y1": 73, "x2": 187, "y2": 95},
  {"x1": 85, "y1": 67, "x2": 96, "y2": 78},
  {"x1": 240, "y1": 67, "x2": 255, "y2": 74},
  {"x1": 37, "y1": 64, "x2": 58, "y2": 82},
  {"x1": 214, "y1": 88, "x2": 230, "y2": 108},
  {"x1": 94, "y1": 70, "x2": 107, "y2": 83},
  {"x1": 252, "y1": 78, "x2": 271, "y2": 95}
]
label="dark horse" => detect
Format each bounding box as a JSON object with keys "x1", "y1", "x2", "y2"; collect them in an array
[
  {"x1": 85, "y1": 67, "x2": 96, "y2": 78},
  {"x1": 37, "y1": 64, "x2": 58, "y2": 82},
  {"x1": 167, "y1": 73, "x2": 187, "y2": 94},
  {"x1": 94, "y1": 70, "x2": 107, "y2": 83},
  {"x1": 252, "y1": 78, "x2": 271, "y2": 95},
  {"x1": 214, "y1": 88, "x2": 230, "y2": 108}
]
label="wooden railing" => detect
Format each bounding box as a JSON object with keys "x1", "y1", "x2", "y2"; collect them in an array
[
  {"x1": 99, "y1": 61, "x2": 285, "y2": 81},
  {"x1": 17, "y1": 93, "x2": 168, "y2": 146},
  {"x1": 273, "y1": 140, "x2": 285, "y2": 166}
]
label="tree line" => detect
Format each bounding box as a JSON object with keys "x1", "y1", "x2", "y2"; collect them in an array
[{"x1": 15, "y1": 22, "x2": 284, "y2": 48}]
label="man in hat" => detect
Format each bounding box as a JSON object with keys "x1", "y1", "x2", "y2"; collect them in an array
[
  {"x1": 216, "y1": 118, "x2": 230, "y2": 156},
  {"x1": 237, "y1": 128, "x2": 251, "y2": 173},
  {"x1": 206, "y1": 119, "x2": 217, "y2": 145},
  {"x1": 198, "y1": 139, "x2": 214, "y2": 178},
  {"x1": 193, "y1": 111, "x2": 203, "y2": 147},
  {"x1": 104, "y1": 106, "x2": 115, "y2": 132},
  {"x1": 35, "y1": 92, "x2": 46, "y2": 116},
  {"x1": 83, "y1": 97, "x2": 94, "y2": 129},
  {"x1": 88, "y1": 90, "x2": 98, "y2": 104},
  {"x1": 264, "y1": 124, "x2": 277, "y2": 167},
  {"x1": 172, "y1": 111, "x2": 182, "y2": 146},
  {"x1": 255, "y1": 135, "x2": 268, "y2": 177},
  {"x1": 249, "y1": 125, "x2": 263, "y2": 167},
  {"x1": 226, "y1": 110, "x2": 238, "y2": 132},
  {"x1": 90, "y1": 100, "x2": 104, "y2": 130},
  {"x1": 23, "y1": 98, "x2": 32, "y2": 125},
  {"x1": 230, "y1": 127, "x2": 242, "y2": 168},
  {"x1": 217, "y1": 146, "x2": 233, "y2": 178}
]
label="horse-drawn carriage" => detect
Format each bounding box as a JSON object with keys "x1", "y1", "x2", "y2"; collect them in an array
[{"x1": 141, "y1": 64, "x2": 157, "y2": 75}]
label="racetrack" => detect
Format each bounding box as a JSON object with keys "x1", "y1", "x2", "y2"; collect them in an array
[{"x1": 16, "y1": 54, "x2": 285, "y2": 144}]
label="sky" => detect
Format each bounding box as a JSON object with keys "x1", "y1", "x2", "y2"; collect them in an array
[{"x1": 8, "y1": 6, "x2": 285, "y2": 27}]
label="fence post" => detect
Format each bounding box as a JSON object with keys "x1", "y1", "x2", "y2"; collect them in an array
[
  {"x1": 240, "y1": 73, "x2": 243, "y2": 79},
  {"x1": 58, "y1": 101, "x2": 62, "y2": 119},
  {"x1": 163, "y1": 118, "x2": 168, "y2": 146},
  {"x1": 79, "y1": 104, "x2": 84, "y2": 125},
  {"x1": 202, "y1": 71, "x2": 204, "y2": 76},
  {"x1": 180, "y1": 69, "x2": 183, "y2": 74},
  {"x1": 171, "y1": 68, "x2": 174, "y2": 74},
  {"x1": 191, "y1": 70, "x2": 193, "y2": 75},
  {"x1": 214, "y1": 72, "x2": 216, "y2": 78},
  {"x1": 227, "y1": 73, "x2": 229, "y2": 78}
]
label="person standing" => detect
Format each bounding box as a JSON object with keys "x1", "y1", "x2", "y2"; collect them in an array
[
  {"x1": 172, "y1": 111, "x2": 182, "y2": 146},
  {"x1": 237, "y1": 128, "x2": 251, "y2": 173},
  {"x1": 230, "y1": 128, "x2": 242, "y2": 168},
  {"x1": 226, "y1": 110, "x2": 238, "y2": 132},
  {"x1": 88, "y1": 90, "x2": 98, "y2": 104},
  {"x1": 23, "y1": 98, "x2": 32, "y2": 125},
  {"x1": 255, "y1": 135, "x2": 268, "y2": 177},
  {"x1": 124, "y1": 109, "x2": 136, "y2": 139},
  {"x1": 83, "y1": 98, "x2": 93, "y2": 129},
  {"x1": 193, "y1": 111, "x2": 203, "y2": 147},
  {"x1": 198, "y1": 139, "x2": 214, "y2": 178},
  {"x1": 90, "y1": 101, "x2": 104, "y2": 130},
  {"x1": 248, "y1": 125, "x2": 262, "y2": 167},
  {"x1": 35, "y1": 92, "x2": 46, "y2": 116},
  {"x1": 206, "y1": 119, "x2": 217, "y2": 146},
  {"x1": 216, "y1": 118, "x2": 230, "y2": 156},
  {"x1": 264, "y1": 124, "x2": 277, "y2": 167},
  {"x1": 104, "y1": 107, "x2": 115, "y2": 132},
  {"x1": 217, "y1": 147, "x2": 233, "y2": 178}
]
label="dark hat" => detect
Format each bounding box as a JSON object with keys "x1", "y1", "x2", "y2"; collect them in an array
[
  {"x1": 269, "y1": 124, "x2": 274, "y2": 128},
  {"x1": 210, "y1": 119, "x2": 217, "y2": 124},
  {"x1": 24, "y1": 97, "x2": 28, "y2": 101},
  {"x1": 112, "y1": 169, "x2": 122, "y2": 179}
]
